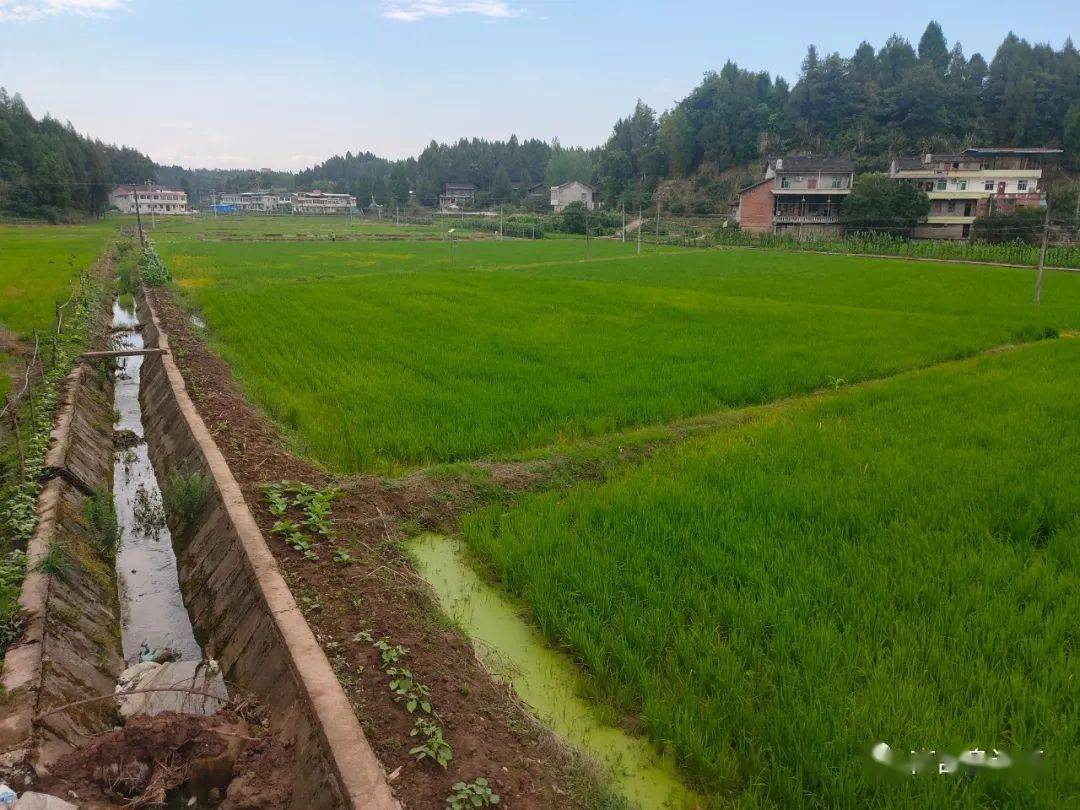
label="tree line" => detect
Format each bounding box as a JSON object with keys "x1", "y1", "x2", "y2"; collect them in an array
[
  {"x1": 0, "y1": 88, "x2": 156, "y2": 220},
  {"x1": 2, "y1": 22, "x2": 1078, "y2": 220}
]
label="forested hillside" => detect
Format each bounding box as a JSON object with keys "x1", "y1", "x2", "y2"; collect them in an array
[
  {"x1": 0, "y1": 88, "x2": 156, "y2": 220},
  {"x1": 300, "y1": 24, "x2": 1080, "y2": 210},
  {"x1": 2, "y1": 22, "x2": 1077, "y2": 219}
]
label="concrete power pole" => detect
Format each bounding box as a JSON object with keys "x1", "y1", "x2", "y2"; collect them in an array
[
  {"x1": 1033, "y1": 203, "x2": 1051, "y2": 305},
  {"x1": 654, "y1": 198, "x2": 661, "y2": 251},
  {"x1": 637, "y1": 205, "x2": 642, "y2": 255},
  {"x1": 133, "y1": 185, "x2": 145, "y2": 247}
]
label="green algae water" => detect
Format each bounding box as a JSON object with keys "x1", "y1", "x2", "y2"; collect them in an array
[{"x1": 407, "y1": 533, "x2": 697, "y2": 809}]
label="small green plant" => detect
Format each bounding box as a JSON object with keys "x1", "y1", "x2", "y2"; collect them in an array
[
  {"x1": 83, "y1": 488, "x2": 119, "y2": 558},
  {"x1": 332, "y1": 548, "x2": 352, "y2": 564},
  {"x1": 374, "y1": 637, "x2": 408, "y2": 667},
  {"x1": 353, "y1": 629, "x2": 373, "y2": 643},
  {"x1": 261, "y1": 481, "x2": 337, "y2": 556},
  {"x1": 262, "y1": 483, "x2": 290, "y2": 516},
  {"x1": 410, "y1": 718, "x2": 453, "y2": 768},
  {"x1": 446, "y1": 778, "x2": 499, "y2": 809},
  {"x1": 387, "y1": 667, "x2": 432, "y2": 713},
  {"x1": 161, "y1": 469, "x2": 212, "y2": 525},
  {"x1": 1, "y1": 550, "x2": 29, "y2": 651},
  {"x1": 285, "y1": 531, "x2": 318, "y2": 560},
  {"x1": 36, "y1": 538, "x2": 74, "y2": 580}
]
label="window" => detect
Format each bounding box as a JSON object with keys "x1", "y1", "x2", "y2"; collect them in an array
[
  {"x1": 984, "y1": 180, "x2": 994, "y2": 191},
  {"x1": 957, "y1": 180, "x2": 967, "y2": 191},
  {"x1": 936, "y1": 180, "x2": 947, "y2": 191},
  {"x1": 951, "y1": 162, "x2": 959, "y2": 170},
  {"x1": 780, "y1": 176, "x2": 791, "y2": 188},
  {"x1": 831, "y1": 176, "x2": 843, "y2": 189},
  {"x1": 1017, "y1": 180, "x2": 1028, "y2": 191},
  {"x1": 947, "y1": 201, "x2": 956, "y2": 213}
]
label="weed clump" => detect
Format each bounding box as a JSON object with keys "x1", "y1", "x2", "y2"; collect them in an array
[
  {"x1": 36, "y1": 538, "x2": 74, "y2": 580},
  {"x1": 162, "y1": 468, "x2": 212, "y2": 526},
  {"x1": 84, "y1": 487, "x2": 120, "y2": 559}
]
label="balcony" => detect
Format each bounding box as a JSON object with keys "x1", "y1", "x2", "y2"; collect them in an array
[{"x1": 773, "y1": 212, "x2": 840, "y2": 224}]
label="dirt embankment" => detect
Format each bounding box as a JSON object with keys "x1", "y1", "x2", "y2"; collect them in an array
[{"x1": 145, "y1": 288, "x2": 612, "y2": 809}]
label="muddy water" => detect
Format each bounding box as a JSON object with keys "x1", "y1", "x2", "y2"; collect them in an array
[
  {"x1": 111, "y1": 299, "x2": 203, "y2": 665},
  {"x1": 408, "y1": 533, "x2": 697, "y2": 809}
]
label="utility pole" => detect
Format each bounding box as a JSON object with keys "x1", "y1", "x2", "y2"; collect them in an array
[
  {"x1": 584, "y1": 204, "x2": 591, "y2": 258},
  {"x1": 133, "y1": 184, "x2": 145, "y2": 247},
  {"x1": 637, "y1": 205, "x2": 642, "y2": 255},
  {"x1": 1074, "y1": 188, "x2": 1080, "y2": 240},
  {"x1": 621, "y1": 205, "x2": 626, "y2": 243},
  {"x1": 1034, "y1": 203, "x2": 1050, "y2": 305},
  {"x1": 499, "y1": 206, "x2": 504, "y2": 241},
  {"x1": 654, "y1": 198, "x2": 661, "y2": 251}
]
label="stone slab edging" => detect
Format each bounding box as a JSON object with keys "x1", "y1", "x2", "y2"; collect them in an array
[
  {"x1": 0, "y1": 368, "x2": 81, "y2": 762},
  {"x1": 1, "y1": 365, "x2": 122, "y2": 773},
  {"x1": 136, "y1": 287, "x2": 398, "y2": 810}
]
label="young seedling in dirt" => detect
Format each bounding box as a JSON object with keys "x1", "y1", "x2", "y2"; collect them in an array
[
  {"x1": 410, "y1": 718, "x2": 453, "y2": 769},
  {"x1": 332, "y1": 548, "x2": 352, "y2": 564},
  {"x1": 262, "y1": 483, "x2": 290, "y2": 516},
  {"x1": 386, "y1": 667, "x2": 432, "y2": 714},
  {"x1": 374, "y1": 637, "x2": 408, "y2": 668},
  {"x1": 446, "y1": 778, "x2": 500, "y2": 809}
]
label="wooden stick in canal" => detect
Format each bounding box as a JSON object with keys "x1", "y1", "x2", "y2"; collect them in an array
[{"x1": 79, "y1": 348, "x2": 168, "y2": 359}]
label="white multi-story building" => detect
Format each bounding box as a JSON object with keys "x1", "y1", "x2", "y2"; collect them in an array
[
  {"x1": 238, "y1": 192, "x2": 293, "y2": 213},
  {"x1": 291, "y1": 190, "x2": 357, "y2": 215},
  {"x1": 109, "y1": 184, "x2": 188, "y2": 215},
  {"x1": 889, "y1": 147, "x2": 1060, "y2": 239}
]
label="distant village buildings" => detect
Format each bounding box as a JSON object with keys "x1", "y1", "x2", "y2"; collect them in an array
[
  {"x1": 206, "y1": 190, "x2": 357, "y2": 215},
  {"x1": 739, "y1": 147, "x2": 1060, "y2": 240},
  {"x1": 550, "y1": 180, "x2": 598, "y2": 212},
  {"x1": 439, "y1": 182, "x2": 476, "y2": 211},
  {"x1": 109, "y1": 183, "x2": 189, "y2": 215},
  {"x1": 737, "y1": 156, "x2": 854, "y2": 237},
  {"x1": 888, "y1": 147, "x2": 1060, "y2": 239}
]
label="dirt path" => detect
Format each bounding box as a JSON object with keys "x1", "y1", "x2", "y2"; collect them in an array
[{"x1": 145, "y1": 288, "x2": 613, "y2": 810}]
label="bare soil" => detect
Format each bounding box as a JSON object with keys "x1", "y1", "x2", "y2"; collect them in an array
[
  {"x1": 146, "y1": 287, "x2": 608, "y2": 809},
  {"x1": 38, "y1": 708, "x2": 292, "y2": 809}
]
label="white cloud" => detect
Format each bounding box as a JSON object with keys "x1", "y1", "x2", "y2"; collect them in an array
[
  {"x1": 382, "y1": 0, "x2": 520, "y2": 23},
  {"x1": 0, "y1": 0, "x2": 128, "y2": 22}
]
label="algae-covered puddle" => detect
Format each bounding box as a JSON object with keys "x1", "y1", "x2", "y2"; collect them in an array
[{"x1": 407, "y1": 533, "x2": 697, "y2": 809}]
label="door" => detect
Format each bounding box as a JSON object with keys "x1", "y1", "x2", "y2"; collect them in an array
[
  {"x1": 997, "y1": 182, "x2": 1006, "y2": 195},
  {"x1": 807, "y1": 177, "x2": 817, "y2": 190}
]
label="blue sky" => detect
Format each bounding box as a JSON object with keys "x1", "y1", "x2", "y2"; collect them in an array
[{"x1": 1, "y1": 0, "x2": 1075, "y2": 170}]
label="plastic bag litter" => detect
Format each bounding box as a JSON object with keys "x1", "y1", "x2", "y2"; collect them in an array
[{"x1": 0, "y1": 784, "x2": 17, "y2": 809}]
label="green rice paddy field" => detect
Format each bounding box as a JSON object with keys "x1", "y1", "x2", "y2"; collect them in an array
[
  {"x1": 157, "y1": 236, "x2": 1080, "y2": 473},
  {"x1": 0, "y1": 221, "x2": 114, "y2": 396},
  {"x1": 155, "y1": 230, "x2": 1080, "y2": 807}
]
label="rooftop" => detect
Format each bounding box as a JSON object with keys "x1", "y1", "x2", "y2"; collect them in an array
[
  {"x1": 772, "y1": 155, "x2": 854, "y2": 173},
  {"x1": 962, "y1": 147, "x2": 1064, "y2": 157}
]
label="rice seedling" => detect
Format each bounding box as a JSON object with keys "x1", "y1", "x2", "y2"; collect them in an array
[
  {"x1": 461, "y1": 338, "x2": 1080, "y2": 808},
  {"x1": 157, "y1": 237, "x2": 1080, "y2": 473}
]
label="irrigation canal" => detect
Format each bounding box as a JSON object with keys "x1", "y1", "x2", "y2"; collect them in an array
[{"x1": 408, "y1": 533, "x2": 697, "y2": 809}]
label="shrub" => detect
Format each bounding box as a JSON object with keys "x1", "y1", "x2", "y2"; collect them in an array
[
  {"x1": 972, "y1": 206, "x2": 1046, "y2": 245},
  {"x1": 139, "y1": 241, "x2": 170, "y2": 286},
  {"x1": 161, "y1": 468, "x2": 213, "y2": 526}
]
